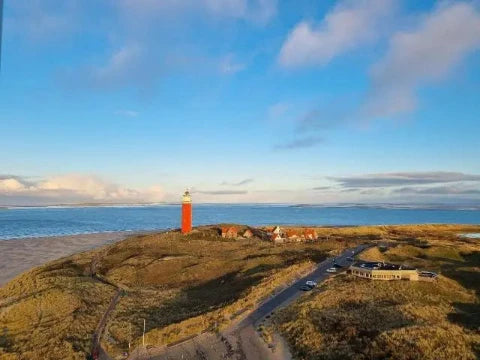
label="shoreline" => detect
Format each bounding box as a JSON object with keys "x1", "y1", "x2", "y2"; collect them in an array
[
  {"x1": 0, "y1": 229, "x2": 144, "y2": 242},
  {"x1": 0, "y1": 231, "x2": 142, "y2": 287},
  {"x1": 1, "y1": 224, "x2": 479, "y2": 288}
]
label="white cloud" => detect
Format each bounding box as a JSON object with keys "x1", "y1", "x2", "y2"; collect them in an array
[
  {"x1": 393, "y1": 186, "x2": 480, "y2": 195},
  {"x1": 364, "y1": 2, "x2": 480, "y2": 118},
  {"x1": 220, "y1": 178, "x2": 254, "y2": 186},
  {"x1": 0, "y1": 178, "x2": 28, "y2": 192},
  {"x1": 279, "y1": 0, "x2": 395, "y2": 67},
  {"x1": 0, "y1": 174, "x2": 165, "y2": 205},
  {"x1": 204, "y1": 0, "x2": 247, "y2": 17},
  {"x1": 84, "y1": 44, "x2": 153, "y2": 90},
  {"x1": 329, "y1": 172, "x2": 480, "y2": 188},
  {"x1": 268, "y1": 102, "x2": 289, "y2": 119},
  {"x1": 326, "y1": 171, "x2": 480, "y2": 200},
  {"x1": 219, "y1": 54, "x2": 246, "y2": 75},
  {"x1": 247, "y1": 0, "x2": 277, "y2": 24},
  {"x1": 274, "y1": 136, "x2": 323, "y2": 150},
  {"x1": 117, "y1": 0, "x2": 276, "y2": 24},
  {"x1": 7, "y1": 0, "x2": 79, "y2": 42},
  {"x1": 116, "y1": 110, "x2": 140, "y2": 117},
  {"x1": 195, "y1": 190, "x2": 248, "y2": 195}
]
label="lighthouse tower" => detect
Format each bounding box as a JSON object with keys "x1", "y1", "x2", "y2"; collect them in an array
[{"x1": 181, "y1": 190, "x2": 192, "y2": 234}]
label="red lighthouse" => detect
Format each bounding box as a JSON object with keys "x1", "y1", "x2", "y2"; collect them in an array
[{"x1": 181, "y1": 190, "x2": 192, "y2": 234}]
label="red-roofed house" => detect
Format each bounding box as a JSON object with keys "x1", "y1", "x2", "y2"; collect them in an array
[
  {"x1": 272, "y1": 226, "x2": 283, "y2": 235},
  {"x1": 303, "y1": 229, "x2": 318, "y2": 240},
  {"x1": 221, "y1": 226, "x2": 238, "y2": 239},
  {"x1": 271, "y1": 233, "x2": 284, "y2": 243},
  {"x1": 286, "y1": 229, "x2": 300, "y2": 241}
]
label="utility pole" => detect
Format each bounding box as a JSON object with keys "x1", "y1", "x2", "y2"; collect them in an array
[{"x1": 142, "y1": 319, "x2": 145, "y2": 347}]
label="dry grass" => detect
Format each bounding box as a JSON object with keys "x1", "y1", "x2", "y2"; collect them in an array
[
  {"x1": 1, "y1": 224, "x2": 479, "y2": 359},
  {"x1": 0, "y1": 253, "x2": 116, "y2": 360},
  {"x1": 275, "y1": 225, "x2": 480, "y2": 360},
  {"x1": 276, "y1": 275, "x2": 479, "y2": 360},
  {"x1": 0, "y1": 225, "x2": 356, "y2": 359},
  {"x1": 100, "y1": 228, "x2": 349, "y2": 357},
  {"x1": 130, "y1": 261, "x2": 315, "y2": 352}
]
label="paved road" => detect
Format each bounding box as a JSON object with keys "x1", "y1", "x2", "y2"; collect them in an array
[
  {"x1": 237, "y1": 243, "x2": 371, "y2": 328},
  {"x1": 130, "y1": 243, "x2": 372, "y2": 360}
]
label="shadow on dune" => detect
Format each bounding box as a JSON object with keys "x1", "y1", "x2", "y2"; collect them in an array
[
  {"x1": 119, "y1": 248, "x2": 333, "y2": 335},
  {"x1": 290, "y1": 300, "x2": 416, "y2": 359}
]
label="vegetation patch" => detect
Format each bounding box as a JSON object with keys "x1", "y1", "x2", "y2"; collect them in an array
[
  {"x1": 0, "y1": 225, "x2": 355, "y2": 359},
  {"x1": 276, "y1": 225, "x2": 480, "y2": 360},
  {"x1": 1, "y1": 224, "x2": 479, "y2": 359}
]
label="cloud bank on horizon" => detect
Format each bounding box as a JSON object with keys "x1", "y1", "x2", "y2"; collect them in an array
[
  {"x1": 1, "y1": 0, "x2": 480, "y2": 205},
  {"x1": 1, "y1": 172, "x2": 479, "y2": 206},
  {"x1": 0, "y1": 174, "x2": 165, "y2": 206}
]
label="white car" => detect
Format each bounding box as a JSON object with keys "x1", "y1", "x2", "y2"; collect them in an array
[
  {"x1": 306, "y1": 280, "x2": 317, "y2": 287},
  {"x1": 326, "y1": 267, "x2": 337, "y2": 273}
]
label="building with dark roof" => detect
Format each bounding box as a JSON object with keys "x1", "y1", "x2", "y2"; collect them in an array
[{"x1": 349, "y1": 261, "x2": 419, "y2": 281}]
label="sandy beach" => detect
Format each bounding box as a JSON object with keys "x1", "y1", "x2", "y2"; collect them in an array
[{"x1": 0, "y1": 232, "x2": 136, "y2": 287}]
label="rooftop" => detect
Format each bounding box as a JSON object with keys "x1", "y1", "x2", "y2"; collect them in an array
[{"x1": 353, "y1": 261, "x2": 416, "y2": 271}]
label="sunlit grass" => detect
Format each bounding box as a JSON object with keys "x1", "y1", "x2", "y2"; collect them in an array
[
  {"x1": 1, "y1": 224, "x2": 479, "y2": 359},
  {"x1": 276, "y1": 226, "x2": 480, "y2": 360},
  {"x1": 0, "y1": 226, "x2": 355, "y2": 359}
]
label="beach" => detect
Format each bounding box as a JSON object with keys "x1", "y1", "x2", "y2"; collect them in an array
[{"x1": 0, "y1": 232, "x2": 134, "y2": 287}]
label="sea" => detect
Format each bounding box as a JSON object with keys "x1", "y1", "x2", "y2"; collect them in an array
[{"x1": 0, "y1": 204, "x2": 479, "y2": 240}]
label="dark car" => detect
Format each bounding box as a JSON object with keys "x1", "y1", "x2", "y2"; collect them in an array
[
  {"x1": 420, "y1": 271, "x2": 438, "y2": 278},
  {"x1": 299, "y1": 285, "x2": 313, "y2": 291}
]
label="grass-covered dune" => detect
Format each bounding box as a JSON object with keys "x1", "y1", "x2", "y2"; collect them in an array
[
  {"x1": 0, "y1": 225, "x2": 357, "y2": 360},
  {"x1": 275, "y1": 225, "x2": 480, "y2": 360},
  {"x1": 1, "y1": 224, "x2": 479, "y2": 359}
]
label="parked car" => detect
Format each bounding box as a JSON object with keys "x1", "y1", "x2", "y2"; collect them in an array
[
  {"x1": 326, "y1": 267, "x2": 337, "y2": 273},
  {"x1": 420, "y1": 271, "x2": 438, "y2": 278},
  {"x1": 305, "y1": 280, "x2": 317, "y2": 288},
  {"x1": 299, "y1": 285, "x2": 313, "y2": 291}
]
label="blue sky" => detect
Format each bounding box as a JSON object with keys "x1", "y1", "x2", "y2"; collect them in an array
[{"x1": 0, "y1": 0, "x2": 480, "y2": 205}]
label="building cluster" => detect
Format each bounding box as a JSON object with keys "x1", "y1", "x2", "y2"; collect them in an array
[
  {"x1": 219, "y1": 225, "x2": 319, "y2": 243},
  {"x1": 268, "y1": 226, "x2": 318, "y2": 243},
  {"x1": 180, "y1": 191, "x2": 319, "y2": 244},
  {"x1": 221, "y1": 226, "x2": 254, "y2": 239}
]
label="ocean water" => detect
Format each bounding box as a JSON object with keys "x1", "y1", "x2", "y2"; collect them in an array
[{"x1": 0, "y1": 204, "x2": 479, "y2": 240}]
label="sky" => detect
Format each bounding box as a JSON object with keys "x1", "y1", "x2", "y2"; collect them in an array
[{"x1": 0, "y1": 0, "x2": 480, "y2": 205}]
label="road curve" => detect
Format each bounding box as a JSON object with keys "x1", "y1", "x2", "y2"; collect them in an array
[{"x1": 129, "y1": 243, "x2": 372, "y2": 360}]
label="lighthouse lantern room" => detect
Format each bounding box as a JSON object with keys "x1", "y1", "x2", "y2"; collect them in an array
[{"x1": 181, "y1": 190, "x2": 192, "y2": 234}]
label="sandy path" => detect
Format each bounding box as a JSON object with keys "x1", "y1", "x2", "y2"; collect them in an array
[{"x1": 0, "y1": 232, "x2": 135, "y2": 287}]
